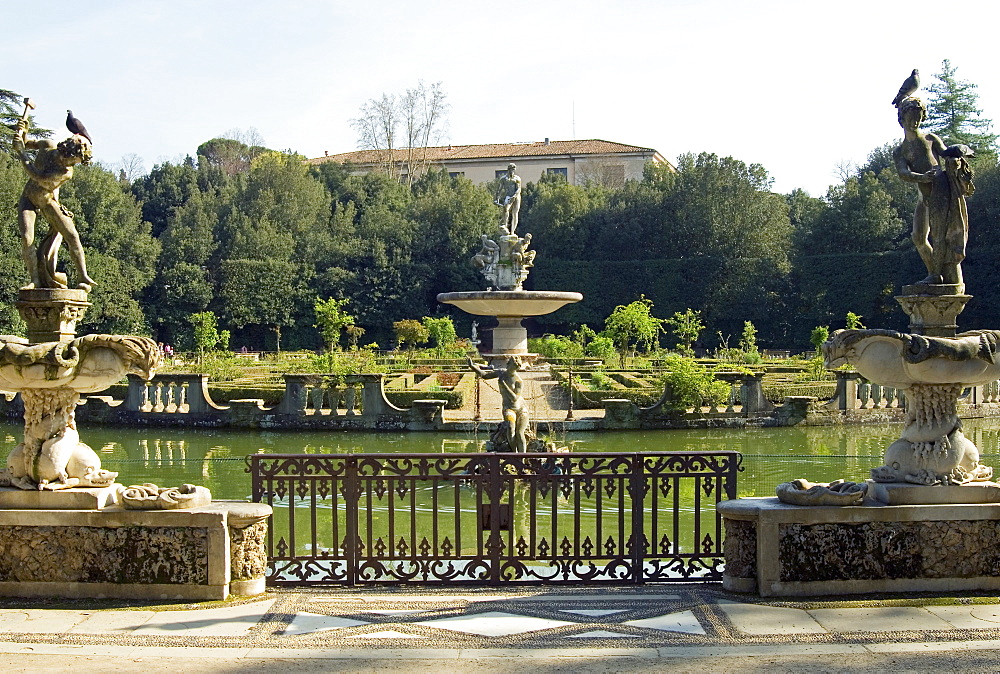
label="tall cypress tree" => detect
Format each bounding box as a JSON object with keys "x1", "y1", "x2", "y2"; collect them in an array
[{"x1": 925, "y1": 59, "x2": 997, "y2": 153}]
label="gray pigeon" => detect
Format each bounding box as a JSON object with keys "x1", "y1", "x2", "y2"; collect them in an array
[
  {"x1": 66, "y1": 110, "x2": 92, "y2": 143},
  {"x1": 892, "y1": 69, "x2": 920, "y2": 107}
]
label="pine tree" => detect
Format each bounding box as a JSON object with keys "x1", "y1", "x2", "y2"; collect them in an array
[
  {"x1": 925, "y1": 60, "x2": 997, "y2": 153},
  {"x1": 0, "y1": 89, "x2": 52, "y2": 153}
]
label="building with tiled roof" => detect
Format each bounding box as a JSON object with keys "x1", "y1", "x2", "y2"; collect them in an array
[{"x1": 308, "y1": 139, "x2": 671, "y2": 187}]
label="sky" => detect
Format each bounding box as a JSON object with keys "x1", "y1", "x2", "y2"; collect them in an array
[{"x1": 7, "y1": 0, "x2": 1000, "y2": 196}]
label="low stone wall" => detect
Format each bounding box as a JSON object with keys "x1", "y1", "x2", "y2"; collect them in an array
[
  {"x1": 0, "y1": 498, "x2": 270, "y2": 600},
  {"x1": 719, "y1": 496, "x2": 1000, "y2": 597}
]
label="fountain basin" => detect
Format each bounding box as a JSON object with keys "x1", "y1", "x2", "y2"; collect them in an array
[
  {"x1": 438, "y1": 291, "x2": 582, "y2": 363},
  {"x1": 823, "y1": 329, "x2": 1000, "y2": 389},
  {"x1": 437, "y1": 291, "x2": 582, "y2": 317}
]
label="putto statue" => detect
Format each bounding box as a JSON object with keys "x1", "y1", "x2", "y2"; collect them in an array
[
  {"x1": 892, "y1": 78, "x2": 975, "y2": 289},
  {"x1": 494, "y1": 162, "x2": 522, "y2": 235},
  {"x1": 12, "y1": 99, "x2": 97, "y2": 290},
  {"x1": 471, "y1": 230, "x2": 535, "y2": 291}
]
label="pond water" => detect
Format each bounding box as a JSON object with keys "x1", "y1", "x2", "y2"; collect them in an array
[{"x1": 4, "y1": 418, "x2": 1000, "y2": 499}]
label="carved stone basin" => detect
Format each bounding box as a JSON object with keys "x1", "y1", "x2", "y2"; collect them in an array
[
  {"x1": 0, "y1": 334, "x2": 161, "y2": 492},
  {"x1": 437, "y1": 291, "x2": 583, "y2": 317},
  {"x1": 438, "y1": 291, "x2": 582, "y2": 363},
  {"x1": 823, "y1": 328, "x2": 999, "y2": 487},
  {"x1": 0, "y1": 335, "x2": 161, "y2": 392},
  {"x1": 823, "y1": 329, "x2": 1000, "y2": 389}
]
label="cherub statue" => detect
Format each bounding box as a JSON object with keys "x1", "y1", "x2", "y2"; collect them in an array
[{"x1": 893, "y1": 93, "x2": 974, "y2": 287}]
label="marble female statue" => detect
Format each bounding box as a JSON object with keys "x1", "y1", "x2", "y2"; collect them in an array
[
  {"x1": 13, "y1": 113, "x2": 97, "y2": 290},
  {"x1": 893, "y1": 96, "x2": 974, "y2": 287}
]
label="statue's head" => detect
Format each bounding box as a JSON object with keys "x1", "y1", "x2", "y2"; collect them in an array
[
  {"x1": 897, "y1": 97, "x2": 926, "y2": 130},
  {"x1": 57, "y1": 135, "x2": 93, "y2": 165},
  {"x1": 507, "y1": 162, "x2": 516, "y2": 174}
]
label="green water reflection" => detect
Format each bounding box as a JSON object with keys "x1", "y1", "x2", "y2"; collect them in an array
[{"x1": 3, "y1": 418, "x2": 999, "y2": 500}]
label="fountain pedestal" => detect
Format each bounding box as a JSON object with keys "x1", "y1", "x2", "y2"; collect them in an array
[{"x1": 895, "y1": 284, "x2": 971, "y2": 338}]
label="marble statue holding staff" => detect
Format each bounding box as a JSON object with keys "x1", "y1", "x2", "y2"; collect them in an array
[
  {"x1": 12, "y1": 101, "x2": 97, "y2": 291},
  {"x1": 494, "y1": 162, "x2": 522, "y2": 235}
]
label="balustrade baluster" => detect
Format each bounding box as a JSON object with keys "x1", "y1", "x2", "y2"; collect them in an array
[
  {"x1": 166, "y1": 382, "x2": 176, "y2": 412},
  {"x1": 725, "y1": 382, "x2": 736, "y2": 414},
  {"x1": 858, "y1": 381, "x2": 871, "y2": 409}
]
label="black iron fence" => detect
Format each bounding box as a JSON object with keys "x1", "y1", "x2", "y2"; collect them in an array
[{"x1": 248, "y1": 451, "x2": 741, "y2": 586}]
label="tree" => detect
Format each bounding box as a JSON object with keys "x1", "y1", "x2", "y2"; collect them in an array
[
  {"x1": 218, "y1": 258, "x2": 300, "y2": 351},
  {"x1": 810, "y1": 325, "x2": 829, "y2": 354},
  {"x1": 925, "y1": 59, "x2": 997, "y2": 153},
  {"x1": 393, "y1": 319, "x2": 428, "y2": 350},
  {"x1": 314, "y1": 297, "x2": 355, "y2": 351},
  {"x1": 0, "y1": 89, "x2": 50, "y2": 153},
  {"x1": 58, "y1": 163, "x2": 161, "y2": 334},
  {"x1": 664, "y1": 308, "x2": 705, "y2": 356},
  {"x1": 189, "y1": 311, "x2": 230, "y2": 363},
  {"x1": 197, "y1": 130, "x2": 268, "y2": 177},
  {"x1": 421, "y1": 316, "x2": 457, "y2": 356},
  {"x1": 351, "y1": 82, "x2": 448, "y2": 185},
  {"x1": 603, "y1": 296, "x2": 665, "y2": 366},
  {"x1": 738, "y1": 320, "x2": 759, "y2": 356}
]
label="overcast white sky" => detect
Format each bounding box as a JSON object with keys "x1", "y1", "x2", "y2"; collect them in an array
[{"x1": 7, "y1": 0, "x2": 1000, "y2": 196}]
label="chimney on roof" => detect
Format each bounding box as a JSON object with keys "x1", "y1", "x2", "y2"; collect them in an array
[
  {"x1": 544, "y1": 138, "x2": 550, "y2": 145},
  {"x1": 324, "y1": 150, "x2": 329, "y2": 156},
  {"x1": 448, "y1": 144, "x2": 453, "y2": 150}
]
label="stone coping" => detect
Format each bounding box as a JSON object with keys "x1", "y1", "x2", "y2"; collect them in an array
[{"x1": 718, "y1": 496, "x2": 1000, "y2": 523}]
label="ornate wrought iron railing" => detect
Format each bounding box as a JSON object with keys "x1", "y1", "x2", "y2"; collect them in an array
[{"x1": 248, "y1": 451, "x2": 741, "y2": 586}]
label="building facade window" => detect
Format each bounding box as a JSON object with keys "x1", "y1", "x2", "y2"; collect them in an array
[
  {"x1": 449, "y1": 171, "x2": 465, "y2": 179},
  {"x1": 546, "y1": 167, "x2": 568, "y2": 178},
  {"x1": 495, "y1": 169, "x2": 508, "y2": 179}
]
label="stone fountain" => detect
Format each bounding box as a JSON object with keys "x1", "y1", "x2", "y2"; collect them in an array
[
  {"x1": 718, "y1": 71, "x2": 1000, "y2": 596},
  {"x1": 0, "y1": 101, "x2": 269, "y2": 599},
  {"x1": 438, "y1": 163, "x2": 581, "y2": 454},
  {"x1": 438, "y1": 163, "x2": 581, "y2": 367}
]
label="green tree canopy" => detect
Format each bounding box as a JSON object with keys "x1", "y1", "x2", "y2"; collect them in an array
[{"x1": 925, "y1": 59, "x2": 997, "y2": 154}]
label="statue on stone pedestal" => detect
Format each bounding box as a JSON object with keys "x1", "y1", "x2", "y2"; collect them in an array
[
  {"x1": 468, "y1": 356, "x2": 528, "y2": 452},
  {"x1": 494, "y1": 162, "x2": 522, "y2": 235},
  {"x1": 893, "y1": 93, "x2": 975, "y2": 288},
  {"x1": 12, "y1": 102, "x2": 97, "y2": 291}
]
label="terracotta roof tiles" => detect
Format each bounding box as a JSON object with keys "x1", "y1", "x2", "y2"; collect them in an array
[{"x1": 308, "y1": 139, "x2": 660, "y2": 165}]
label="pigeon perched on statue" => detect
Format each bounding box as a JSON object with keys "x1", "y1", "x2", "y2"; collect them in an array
[
  {"x1": 892, "y1": 69, "x2": 920, "y2": 107},
  {"x1": 66, "y1": 110, "x2": 92, "y2": 143}
]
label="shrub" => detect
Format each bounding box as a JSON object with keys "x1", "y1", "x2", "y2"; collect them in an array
[{"x1": 660, "y1": 354, "x2": 729, "y2": 410}]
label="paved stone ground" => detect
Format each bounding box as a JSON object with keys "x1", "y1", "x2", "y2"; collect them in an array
[{"x1": 4, "y1": 586, "x2": 1000, "y2": 671}]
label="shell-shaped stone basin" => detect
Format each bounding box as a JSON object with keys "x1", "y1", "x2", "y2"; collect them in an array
[
  {"x1": 823, "y1": 328, "x2": 1000, "y2": 389},
  {"x1": 0, "y1": 335, "x2": 162, "y2": 393}
]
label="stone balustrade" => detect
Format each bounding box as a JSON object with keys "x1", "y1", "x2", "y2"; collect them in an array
[
  {"x1": 126, "y1": 374, "x2": 224, "y2": 414},
  {"x1": 5, "y1": 369, "x2": 993, "y2": 432}
]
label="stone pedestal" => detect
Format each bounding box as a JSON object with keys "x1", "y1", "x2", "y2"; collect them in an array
[
  {"x1": 895, "y1": 284, "x2": 971, "y2": 337},
  {"x1": 0, "y1": 485, "x2": 122, "y2": 510},
  {"x1": 15, "y1": 288, "x2": 90, "y2": 344},
  {"x1": 0, "y1": 501, "x2": 271, "y2": 600},
  {"x1": 720, "y1": 497, "x2": 1000, "y2": 597},
  {"x1": 869, "y1": 480, "x2": 1000, "y2": 505}
]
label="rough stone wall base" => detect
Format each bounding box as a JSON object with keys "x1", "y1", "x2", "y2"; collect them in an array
[
  {"x1": 719, "y1": 497, "x2": 1000, "y2": 597},
  {"x1": 0, "y1": 502, "x2": 269, "y2": 601}
]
